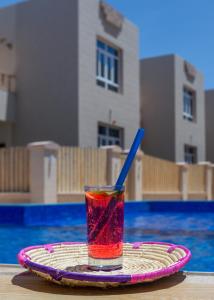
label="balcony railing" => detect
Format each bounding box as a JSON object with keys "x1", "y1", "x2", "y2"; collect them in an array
[
  {"x1": 0, "y1": 73, "x2": 16, "y2": 122},
  {"x1": 0, "y1": 73, "x2": 16, "y2": 93}
]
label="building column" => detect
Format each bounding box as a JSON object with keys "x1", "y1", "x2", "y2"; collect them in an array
[
  {"x1": 101, "y1": 146, "x2": 122, "y2": 186},
  {"x1": 28, "y1": 141, "x2": 59, "y2": 203},
  {"x1": 198, "y1": 162, "x2": 213, "y2": 201},
  {"x1": 177, "y1": 163, "x2": 189, "y2": 201}
]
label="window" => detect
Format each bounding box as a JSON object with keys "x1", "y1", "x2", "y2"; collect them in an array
[
  {"x1": 96, "y1": 39, "x2": 120, "y2": 92},
  {"x1": 184, "y1": 144, "x2": 197, "y2": 164},
  {"x1": 98, "y1": 124, "x2": 123, "y2": 147},
  {"x1": 183, "y1": 87, "x2": 196, "y2": 121}
]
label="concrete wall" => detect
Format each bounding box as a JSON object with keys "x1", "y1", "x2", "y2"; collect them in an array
[
  {"x1": 0, "y1": 90, "x2": 16, "y2": 122},
  {"x1": 140, "y1": 54, "x2": 205, "y2": 163},
  {"x1": 174, "y1": 55, "x2": 205, "y2": 162},
  {"x1": 0, "y1": 6, "x2": 16, "y2": 146},
  {"x1": 14, "y1": 0, "x2": 79, "y2": 146},
  {"x1": 140, "y1": 55, "x2": 175, "y2": 161},
  {"x1": 78, "y1": 0, "x2": 140, "y2": 148},
  {"x1": 0, "y1": 122, "x2": 13, "y2": 146},
  {"x1": 0, "y1": 5, "x2": 16, "y2": 74},
  {"x1": 0, "y1": 0, "x2": 139, "y2": 148},
  {"x1": 205, "y1": 90, "x2": 214, "y2": 163}
]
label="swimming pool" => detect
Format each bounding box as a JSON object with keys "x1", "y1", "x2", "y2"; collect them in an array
[{"x1": 0, "y1": 201, "x2": 214, "y2": 272}]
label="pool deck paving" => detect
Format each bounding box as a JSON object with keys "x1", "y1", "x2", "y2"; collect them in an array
[{"x1": 0, "y1": 265, "x2": 214, "y2": 300}]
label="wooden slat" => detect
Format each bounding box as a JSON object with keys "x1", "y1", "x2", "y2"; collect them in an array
[
  {"x1": 57, "y1": 147, "x2": 108, "y2": 193},
  {"x1": 6, "y1": 148, "x2": 10, "y2": 191},
  {"x1": 14, "y1": 147, "x2": 18, "y2": 191},
  {"x1": 25, "y1": 148, "x2": 29, "y2": 192},
  {"x1": 142, "y1": 155, "x2": 180, "y2": 194},
  {"x1": 213, "y1": 168, "x2": 214, "y2": 199},
  {"x1": 0, "y1": 147, "x2": 29, "y2": 193},
  {"x1": 57, "y1": 148, "x2": 61, "y2": 193},
  {"x1": 188, "y1": 165, "x2": 206, "y2": 193},
  {"x1": 9, "y1": 148, "x2": 13, "y2": 192},
  {"x1": 20, "y1": 148, "x2": 24, "y2": 192}
]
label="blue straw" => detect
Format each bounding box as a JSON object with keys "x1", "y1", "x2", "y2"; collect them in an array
[{"x1": 115, "y1": 128, "x2": 145, "y2": 189}]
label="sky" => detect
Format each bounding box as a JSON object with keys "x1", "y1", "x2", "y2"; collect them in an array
[
  {"x1": 0, "y1": 0, "x2": 23, "y2": 7},
  {"x1": 0, "y1": 0, "x2": 214, "y2": 89}
]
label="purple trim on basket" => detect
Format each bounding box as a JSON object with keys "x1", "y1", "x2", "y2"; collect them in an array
[
  {"x1": 44, "y1": 244, "x2": 54, "y2": 253},
  {"x1": 130, "y1": 242, "x2": 191, "y2": 283},
  {"x1": 133, "y1": 241, "x2": 180, "y2": 253},
  {"x1": 132, "y1": 242, "x2": 144, "y2": 249},
  {"x1": 167, "y1": 245, "x2": 177, "y2": 253},
  {"x1": 17, "y1": 242, "x2": 85, "y2": 267},
  {"x1": 18, "y1": 245, "x2": 42, "y2": 267},
  {"x1": 18, "y1": 241, "x2": 191, "y2": 284},
  {"x1": 26, "y1": 259, "x2": 130, "y2": 283}
]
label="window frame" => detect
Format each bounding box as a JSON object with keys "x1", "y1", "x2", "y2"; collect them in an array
[
  {"x1": 96, "y1": 38, "x2": 121, "y2": 93},
  {"x1": 97, "y1": 123, "x2": 124, "y2": 148},
  {"x1": 184, "y1": 144, "x2": 197, "y2": 164},
  {"x1": 183, "y1": 86, "x2": 196, "y2": 122}
]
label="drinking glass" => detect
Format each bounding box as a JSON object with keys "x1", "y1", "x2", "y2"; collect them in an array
[{"x1": 85, "y1": 185, "x2": 124, "y2": 271}]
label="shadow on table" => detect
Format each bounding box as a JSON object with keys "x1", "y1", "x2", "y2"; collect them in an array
[{"x1": 11, "y1": 271, "x2": 186, "y2": 296}]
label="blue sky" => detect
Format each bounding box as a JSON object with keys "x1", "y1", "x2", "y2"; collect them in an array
[
  {"x1": 1, "y1": 0, "x2": 214, "y2": 89},
  {"x1": 0, "y1": 0, "x2": 24, "y2": 7},
  {"x1": 107, "y1": 0, "x2": 214, "y2": 89}
]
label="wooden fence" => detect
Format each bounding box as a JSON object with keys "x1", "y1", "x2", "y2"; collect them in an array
[
  {"x1": 142, "y1": 155, "x2": 181, "y2": 199},
  {"x1": 57, "y1": 147, "x2": 107, "y2": 193},
  {"x1": 0, "y1": 146, "x2": 213, "y2": 202},
  {"x1": 120, "y1": 152, "x2": 130, "y2": 199},
  {"x1": 0, "y1": 147, "x2": 29, "y2": 192},
  {"x1": 188, "y1": 165, "x2": 206, "y2": 199},
  {"x1": 213, "y1": 168, "x2": 214, "y2": 200}
]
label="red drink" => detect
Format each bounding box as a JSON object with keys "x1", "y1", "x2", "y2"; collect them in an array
[{"x1": 85, "y1": 186, "x2": 124, "y2": 270}]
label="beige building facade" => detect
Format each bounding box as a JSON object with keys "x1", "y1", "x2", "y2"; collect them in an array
[
  {"x1": 0, "y1": 0, "x2": 140, "y2": 149},
  {"x1": 205, "y1": 90, "x2": 214, "y2": 163},
  {"x1": 140, "y1": 54, "x2": 206, "y2": 163}
]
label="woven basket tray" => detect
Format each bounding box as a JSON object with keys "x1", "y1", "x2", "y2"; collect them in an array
[{"x1": 18, "y1": 242, "x2": 191, "y2": 288}]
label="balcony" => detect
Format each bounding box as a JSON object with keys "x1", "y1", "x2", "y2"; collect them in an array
[{"x1": 0, "y1": 73, "x2": 16, "y2": 122}]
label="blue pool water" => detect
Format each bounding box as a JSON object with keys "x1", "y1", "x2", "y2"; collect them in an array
[{"x1": 0, "y1": 202, "x2": 214, "y2": 272}]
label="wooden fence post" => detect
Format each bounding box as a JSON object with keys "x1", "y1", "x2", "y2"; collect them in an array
[
  {"x1": 123, "y1": 149, "x2": 143, "y2": 200},
  {"x1": 198, "y1": 162, "x2": 213, "y2": 201},
  {"x1": 212, "y1": 164, "x2": 214, "y2": 200},
  {"x1": 28, "y1": 141, "x2": 59, "y2": 203},
  {"x1": 100, "y1": 146, "x2": 122, "y2": 186},
  {"x1": 177, "y1": 163, "x2": 189, "y2": 201}
]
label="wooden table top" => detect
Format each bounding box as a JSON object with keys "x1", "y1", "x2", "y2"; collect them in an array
[{"x1": 1, "y1": 264, "x2": 214, "y2": 300}]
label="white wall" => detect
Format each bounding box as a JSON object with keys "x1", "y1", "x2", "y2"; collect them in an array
[
  {"x1": 78, "y1": 0, "x2": 140, "y2": 148},
  {"x1": 174, "y1": 55, "x2": 206, "y2": 162}
]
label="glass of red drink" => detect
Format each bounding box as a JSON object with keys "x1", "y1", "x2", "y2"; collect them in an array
[{"x1": 85, "y1": 185, "x2": 124, "y2": 271}]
